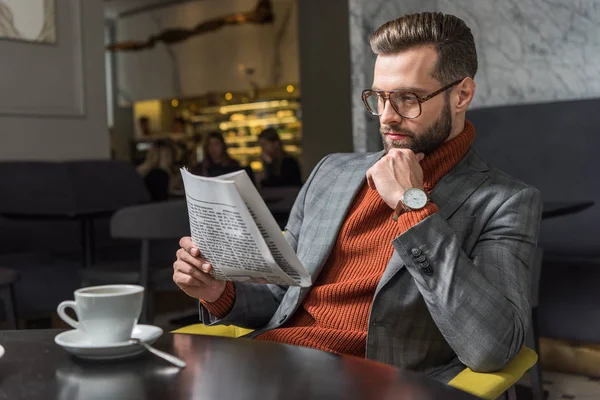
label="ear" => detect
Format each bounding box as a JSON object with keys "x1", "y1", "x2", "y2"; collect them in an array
[{"x1": 454, "y1": 78, "x2": 476, "y2": 113}]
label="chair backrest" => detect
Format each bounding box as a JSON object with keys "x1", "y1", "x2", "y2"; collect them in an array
[
  {"x1": 0, "y1": 162, "x2": 75, "y2": 214},
  {"x1": 67, "y1": 160, "x2": 150, "y2": 214},
  {"x1": 260, "y1": 186, "x2": 301, "y2": 214},
  {"x1": 467, "y1": 98, "x2": 600, "y2": 257},
  {"x1": 110, "y1": 199, "x2": 190, "y2": 239},
  {"x1": 0, "y1": 160, "x2": 150, "y2": 215},
  {"x1": 530, "y1": 248, "x2": 543, "y2": 308}
]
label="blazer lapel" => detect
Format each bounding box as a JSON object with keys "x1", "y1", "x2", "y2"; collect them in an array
[
  {"x1": 375, "y1": 149, "x2": 490, "y2": 295},
  {"x1": 305, "y1": 151, "x2": 384, "y2": 281},
  {"x1": 431, "y1": 149, "x2": 490, "y2": 220}
]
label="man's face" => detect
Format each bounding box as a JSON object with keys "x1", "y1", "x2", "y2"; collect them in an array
[{"x1": 373, "y1": 46, "x2": 453, "y2": 155}]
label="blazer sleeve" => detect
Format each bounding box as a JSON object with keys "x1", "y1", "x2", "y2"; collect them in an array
[{"x1": 392, "y1": 186, "x2": 542, "y2": 372}]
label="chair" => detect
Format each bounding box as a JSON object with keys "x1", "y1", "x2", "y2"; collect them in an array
[
  {"x1": 449, "y1": 347, "x2": 538, "y2": 400},
  {"x1": 172, "y1": 323, "x2": 538, "y2": 399},
  {"x1": 526, "y1": 247, "x2": 544, "y2": 399},
  {"x1": 79, "y1": 200, "x2": 190, "y2": 324},
  {"x1": 0, "y1": 160, "x2": 150, "y2": 268},
  {"x1": 0, "y1": 267, "x2": 20, "y2": 329},
  {"x1": 260, "y1": 187, "x2": 301, "y2": 229},
  {"x1": 0, "y1": 160, "x2": 149, "y2": 216}
]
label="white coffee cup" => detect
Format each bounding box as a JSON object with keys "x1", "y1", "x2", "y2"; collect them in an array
[{"x1": 57, "y1": 285, "x2": 144, "y2": 345}]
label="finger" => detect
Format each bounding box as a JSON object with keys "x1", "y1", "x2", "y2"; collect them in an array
[
  {"x1": 388, "y1": 148, "x2": 407, "y2": 157},
  {"x1": 173, "y1": 258, "x2": 206, "y2": 279},
  {"x1": 366, "y1": 170, "x2": 376, "y2": 190},
  {"x1": 174, "y1": 260, "x2": 216, "y2": 287},
  {"x1": 416, "y1": 153, "x2": 425, "y2": 162},
  {"x1": 176, "y1": 248, "x2": 208, "y2": 270},
  {"x1": 179, "y1": 236, "x2": 200, "y2": 257},
  {"x1": 173, "y1": 271, "x2": 219, "y2": 292},
  {"x1": 173, "y1": 270, "x2": 206, "y2": 288}
]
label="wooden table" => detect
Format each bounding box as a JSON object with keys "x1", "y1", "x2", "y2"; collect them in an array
[{"x1": 0, "y1": 330, "x2": 478, "y2": 400}]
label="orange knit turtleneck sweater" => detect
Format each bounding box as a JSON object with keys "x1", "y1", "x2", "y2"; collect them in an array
[{"x1": 203, "y1": 121, "x2": 476, "y2": 357}]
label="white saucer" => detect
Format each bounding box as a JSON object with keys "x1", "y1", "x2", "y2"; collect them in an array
[{"x1": 54, "y1": 324, "x2": 163, "y2": 361}]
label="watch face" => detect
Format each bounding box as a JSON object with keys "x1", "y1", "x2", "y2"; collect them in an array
[{"x1": 403, "y1": 188, "x2": 428, "y2": 209}]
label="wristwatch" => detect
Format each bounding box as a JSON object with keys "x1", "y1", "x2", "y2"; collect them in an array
[{"x1": 392, "y1": 188, "x2": 429, "y2": 221}]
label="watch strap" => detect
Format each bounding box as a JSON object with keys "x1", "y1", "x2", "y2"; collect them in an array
[
  {"x1": 392, "y1": 189, "x2": 429, "y2": 221},
  {"x1": 392, "y1": 199, "x2": 410, "y2": 221}
]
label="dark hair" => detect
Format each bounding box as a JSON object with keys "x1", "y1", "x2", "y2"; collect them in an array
[
  {"x1": 258, "y1": 127, "x2": 288, "y2": 174},
  {"x1": 202, "y1": 132, "x2": 236, "y2": 174},
  {"x1": 192, "y1": 133, "x2": 203, "y2": 144},
  {"x1": 370, "y1": 12, "x2": 477, "y2": 84},
  {"x1": 258, "y1": 127, "x2": 281, "y2": 143}
]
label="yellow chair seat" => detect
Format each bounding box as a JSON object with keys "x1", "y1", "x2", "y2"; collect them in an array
[
  {"x1": 448, "y1": 346, "x2": 538, "y2": 399},
  {"x1": 173, "y1": 324, "x2": 537, "y2": 399},
  {"x1": 173, "y1": 323, "x2": 254, "y2": 338}
]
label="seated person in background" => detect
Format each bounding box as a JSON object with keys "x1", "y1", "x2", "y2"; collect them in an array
[
  {"x1": 138, "y1": 115, "x2": 152, "y2": 137},
  {"x1": 173, "y1": 12, "x2": 542, "y2": 383},
  {"x1": 185, "y1": 134, "x2": 204, "y2": 172},
  {"x1": 190, "y1": 131, "x2": 255, "y2": 182},
  {"x1": 172, "y1": 116, "x2": 186, "y2": 134},
  {"x1": 135, "y1": 144, "x2": 160, "y2": 178},
  {"x1": 258, "y1": 128, "x2": 302, "y2": 187},
  {"x1": 138, "y1": 140, "x2": 175, "y2": 201}
]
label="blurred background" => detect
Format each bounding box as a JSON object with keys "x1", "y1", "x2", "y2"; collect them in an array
[{"x1": 0, "y1": 1, "x2": 599, "y2": 397}]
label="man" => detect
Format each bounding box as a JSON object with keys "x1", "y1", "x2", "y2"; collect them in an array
[
  {"x1": 173, "y1": 12, "x2": 542, "y2": 383},
  {"x1": 138, "y1": 116, "x2": 152, "y2": 137}
]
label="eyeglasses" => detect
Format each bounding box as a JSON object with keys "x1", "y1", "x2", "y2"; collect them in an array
[{"x1": 361, "y1": 79, "x2": 464, "y2": 119}]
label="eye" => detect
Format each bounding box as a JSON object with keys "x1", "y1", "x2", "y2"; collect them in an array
[
  {"x1": 401, "y1": 94, "x2": 418, "y2": 103},
  {"x1": 391, "y1": 92, "x2": 418, "y2": 104}
]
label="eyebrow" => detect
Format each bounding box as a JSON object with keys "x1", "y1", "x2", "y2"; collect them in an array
[{"x1": 371, "y1": 86, "x2": 428, "y2": 95}]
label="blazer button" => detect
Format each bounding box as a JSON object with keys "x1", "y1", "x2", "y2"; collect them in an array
[
  {"x1": 420, "y1": 260, "x2": 431, "y2": 269},
  {"x1": 423, "y1": 266, "x2": 434, "y2": 276},
  {"x1": 415, "y1": 254, "x2": 427, "y2": 263},
  {"x1": 411, "y1": 248, "x2": 422, "y2": 257}
]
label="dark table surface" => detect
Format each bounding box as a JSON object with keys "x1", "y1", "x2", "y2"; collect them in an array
[
  {"x1": 0, "y1": 329, "x2": 478, "y2": 400},
  {"x1": 542, "y1": 201, "x2": 594, "y2": 219}
]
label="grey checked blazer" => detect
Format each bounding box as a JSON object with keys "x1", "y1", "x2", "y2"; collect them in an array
[{"x1": 199, "y1": 148, "x2": 542, "y2": 383}]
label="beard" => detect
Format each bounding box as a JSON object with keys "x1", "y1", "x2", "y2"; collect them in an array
[{"x1": 380, "y1": 97, "x2": 453, "y2": 155}]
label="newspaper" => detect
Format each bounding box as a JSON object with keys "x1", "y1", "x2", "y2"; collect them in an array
[{"x1": 180, "y1": 168, "x2": 311, "y2": 287}]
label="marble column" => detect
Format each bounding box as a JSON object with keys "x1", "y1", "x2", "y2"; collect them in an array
[
  {"x1": 348, "y1": 0, "x2": 600, "y2": 152},
  {"x1": 438, "y1": 0, "x2": 600, "y2": 108},
  {"x1": 349, "y1": 0, "x2": 435, "y2": 152}
]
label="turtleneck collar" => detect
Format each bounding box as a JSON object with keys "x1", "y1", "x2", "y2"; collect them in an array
[{"x1": 420, "y1": 120, "x2": 476, "y2": 192}]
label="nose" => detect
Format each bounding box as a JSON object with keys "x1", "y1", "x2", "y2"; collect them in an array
[{"x1": 379, "y1": 98, "x2": 402, "y2": 126}]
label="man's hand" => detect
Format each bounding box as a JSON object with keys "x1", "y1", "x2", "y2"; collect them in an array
[
  {"x1": 173, "y1": 237, "x2": 227, "y2": 303},
  {"x1": 366, "y1": 149, "x2": 425, "y2": 209}
]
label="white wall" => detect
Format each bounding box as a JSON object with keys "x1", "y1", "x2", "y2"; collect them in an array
[
  {"x1": 115, "y1": 0, "x2": 299, "y2": 102},
  {"x1": 0, "y1": 0, "x2": 110, "y2": 161}
]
